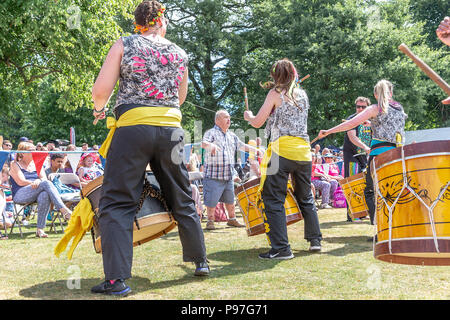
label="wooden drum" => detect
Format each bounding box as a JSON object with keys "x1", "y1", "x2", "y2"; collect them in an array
[
  {"x1": 234, "y1": 178, "x2": 303, "y2": 236},
  {"x1": 339, "y1": 172, "x2": 369, "y2": 220},
  {"x1": 82, "y1": 173, "x2": 177, "y2": 253},
  {"x1": 371, "y1": 140, "x2": 450, "y2": 265}
]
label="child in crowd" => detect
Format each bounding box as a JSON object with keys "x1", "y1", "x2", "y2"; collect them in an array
[
  {"x1": 1, "y1": 167, "x2": 14, "y2": 239},
  {"x1": 77, "y1": 153, "x2": 104, "y2": 185}
]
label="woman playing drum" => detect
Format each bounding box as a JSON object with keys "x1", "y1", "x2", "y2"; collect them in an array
[
  {"x1": 244, "y1": 58, "x2": 323, "y2": 259},
  {"x1": 318, "y1": 79, "x2": 407, "y2": 227},
  {"x1": 90, "y1": 0, "x2": 208, "y2": 296}
]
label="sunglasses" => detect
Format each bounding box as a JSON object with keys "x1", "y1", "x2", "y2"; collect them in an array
[{"x1": 356, "y1": 105, "x2": 367, "y2": 109}]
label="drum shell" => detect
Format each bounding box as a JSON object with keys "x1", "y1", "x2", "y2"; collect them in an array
[
  {"x1": 82, "y1": 175, "x2": 177, "y2": 253},
  {"x1": 372, "y1": 140, "x2": 450, "y2": 265},
  {"x1": 235, "y1": 178, "x2": 303, "y2": 236},
  {"x1": 338, "y1": 172, "x2": 368, "y2": 219}
]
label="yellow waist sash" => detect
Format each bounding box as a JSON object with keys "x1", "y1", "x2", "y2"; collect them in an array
[
  {"x1": 258, "y1": 136, "x2": 311, "y2": 194},
  {"x1": 98, "y1": 107, "x2": 182, "y2": 158}
]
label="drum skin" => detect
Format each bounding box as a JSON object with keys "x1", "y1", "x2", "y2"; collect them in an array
[
  {"x1": 339, "y1": 172, "x2": 369, "y2": 219},
  {"x1": 82, "y1": 174, "x2": 177, "y2": 253},
  {"x1": 372, "y1": 140, "x2": 450, "y2": 266},
  {"x1": 234, "y1": 178, "x2": 303, "y2": 237}
]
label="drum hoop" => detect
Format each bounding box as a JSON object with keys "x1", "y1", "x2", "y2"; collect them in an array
[
  {"x1": 377, "y1": 236, "x2": 450, "y2": 244},
  {"x1": 235, "y1": 178, "x2": 261, "y2": 196},
  {"x1": 373, "y1": 140, "x2": 450, "y2": 171},
  {"x1": 374, "y1": 152, "x2": 450, "y2": 172},
  {"x1": 81, "y1": 176, "x2": 104, "y2": 198}
]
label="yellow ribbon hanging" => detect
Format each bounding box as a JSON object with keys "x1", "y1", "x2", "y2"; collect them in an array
[
  {"x1": 54, "y1": 198, "x2": 95, "y2": 260},
  {"x1": 98, "y1": 107, "x2": 182, "y2": 158}
]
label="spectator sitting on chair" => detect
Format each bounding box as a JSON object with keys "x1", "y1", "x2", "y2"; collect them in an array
[
  {"x1": 323, "y1": 153, "x2": 344, "y2": 182},
  {"x1": 45, "y1": 153, "x2": 66, "y2": 179},
  {"x1": 311, "y1": 153, "x2": 338, "y2": 209},
  {"x1": 77, "y1": 153, "x2": 104, "y2": 185},
  {"x1": 9, "y1": 142, "x2": 73, "y2": 238}
]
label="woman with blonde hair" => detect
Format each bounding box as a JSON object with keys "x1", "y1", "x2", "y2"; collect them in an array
[
  {"x1": 9, "y1": 142, "x2": 72, "y2": 238},
  {"x1": 244, "y1": 58, "x2": 322, "y2": 259},
  {"x1": 318, "y1": 79, "x2": 407, "y2": 226}
]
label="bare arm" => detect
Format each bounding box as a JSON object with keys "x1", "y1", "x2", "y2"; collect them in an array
[
  {"x1": 347, "y1": 130, "x2": 371, "y2": 153},
  {"x1": 92, "y1": 38, "x2": 123, "y2": 110},
  {"x1": 178, "y1": 67, "x2": 189, "y2": 106},
  {"x1": 9, "y1": 162, "x2": 33, "y2": 187},
  {"x1": 244, "y1": 89, "x2": 280, "y2": 128},
  {"x1": 318, "y1": 105, "x2": 378, "y2": 139}
]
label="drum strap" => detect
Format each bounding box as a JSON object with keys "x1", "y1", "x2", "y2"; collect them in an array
[{"x1": 372, "y1": 146, "x2": 448, "y2": 254}]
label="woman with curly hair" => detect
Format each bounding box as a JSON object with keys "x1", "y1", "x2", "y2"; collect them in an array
[{"x1": 90, "y1": 0, "x2": 208, "y2": 296}]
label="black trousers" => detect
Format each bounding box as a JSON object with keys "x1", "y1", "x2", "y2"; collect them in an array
[
  {"x1": 261, "y1": 153, "x2": 322, "y2": 252},
  {"x1": 98, "y1": 124, "x2": 207, "y2": 280},
  {"x1": 364, "y1": 155, "x2": 376, "y2": 225},
  {"x1": 343, "y1": 151, "x2": 368, "y2": 220}
]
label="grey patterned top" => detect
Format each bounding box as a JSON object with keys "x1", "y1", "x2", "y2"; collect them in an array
[
  {"x1": 264, "y1": 88, "x2": 310, "y2": 143},
  {"x1": 370, "y1": 101, "x2": 407, "y2": 144},
  {"x1": 114, "y1": 35, "x2": 188, "y2": 109}
]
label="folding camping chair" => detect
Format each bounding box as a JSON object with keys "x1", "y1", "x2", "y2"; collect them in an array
[
  {"x1": 47, "y1": 173, "x2": 82, "y2": 233},
  {"x1": 9, "y1": 200, "x2": 38, "y2": 238}
]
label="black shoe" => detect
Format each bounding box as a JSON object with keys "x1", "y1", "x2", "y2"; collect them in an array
[
  {"x1": 91, "y1": 279, "x2": 131, "y2": 297},
  {"x1": 258, "y1": 248, "x2": 294, "y2": 260},
  {"x1": 194, "y1": 261, "x2": 210, "y2": 276},
  {"x1": 309, "y1": 239, "x2": 322, "y2": 252}
]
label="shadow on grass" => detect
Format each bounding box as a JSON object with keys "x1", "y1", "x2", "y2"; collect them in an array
[
  {"x1": 19, "y1": 276, "x2": 152, "y2": 300},
  {"x1": 322, "y1": 235, "x2": 373, "y2": 256},
  {"x1": 319, "y1": 220, "x2": 371, "y2": 229}
]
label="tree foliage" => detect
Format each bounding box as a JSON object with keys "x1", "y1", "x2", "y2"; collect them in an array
[{"x1": 0, "y1": 0, "x2": 448, "y2": 148}]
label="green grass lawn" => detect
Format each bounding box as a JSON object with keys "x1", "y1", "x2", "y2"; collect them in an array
[{"x1": 1, "y1": 207, "x2": 449, "y2": 300}]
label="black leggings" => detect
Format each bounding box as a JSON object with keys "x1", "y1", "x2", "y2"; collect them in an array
[{"x1": 261, "y1": 153, "x2": 322, "y2": 251}]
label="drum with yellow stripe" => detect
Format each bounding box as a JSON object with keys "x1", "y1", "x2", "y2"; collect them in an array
[
  {"x1": 234, "y1": 178, "x2": 303, "y2": 237},
  {"x1": 339, "y1": 172, "x2": 368, "y2": 220},
  {"x1": 372, "y1": 140, "x2": 450, "y2": 266}
]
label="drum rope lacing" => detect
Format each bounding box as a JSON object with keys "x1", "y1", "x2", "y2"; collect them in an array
[{"x1": 373, "y1": 146, "x2": 449, "y2": 255}]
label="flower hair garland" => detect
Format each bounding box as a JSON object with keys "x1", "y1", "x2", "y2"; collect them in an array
[{"x1": 134, "y1": 6, "x2": 166, "y2": 33}]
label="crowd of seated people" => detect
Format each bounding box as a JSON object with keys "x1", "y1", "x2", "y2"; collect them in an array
[{"x1": 0, "y1": 137, "x2": 104, "y2": 239}]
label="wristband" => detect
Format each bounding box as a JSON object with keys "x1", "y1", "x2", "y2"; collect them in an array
[{"x1": 94, "y1": 106, "x2": 106, "y2": 113}]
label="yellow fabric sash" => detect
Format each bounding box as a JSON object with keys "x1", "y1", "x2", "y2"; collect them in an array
[
  {"x1": 257, "y1": 136, "x2": 311, "y2": 195},
  {"x1": 54, "y1": 198, "x2": 95, "y2": 260},
  {"x1": 98, "y1": 107, "x2": 182, "y2": 158}
]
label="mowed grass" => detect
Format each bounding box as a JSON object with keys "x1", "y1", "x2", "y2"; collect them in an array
[{"x1": 1, "y1": 206, "x2": 449, "y2": 300}]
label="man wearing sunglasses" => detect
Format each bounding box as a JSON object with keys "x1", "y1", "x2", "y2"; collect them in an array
[{"x1": 342, "y1": 97, "x2": 372, "y2": 222}]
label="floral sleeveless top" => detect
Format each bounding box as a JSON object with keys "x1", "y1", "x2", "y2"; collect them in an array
[
  {"x1": 370, "y1": 101, "x2": 407, "y2": 144},
  {"x1": 264, "y1": 88, "x2": 310, "y2": 143},
  {"x1": 114, "y1": 35, "x2": 188, "y2": 109}
]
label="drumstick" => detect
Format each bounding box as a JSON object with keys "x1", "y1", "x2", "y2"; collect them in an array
[
  {"x1": 298, "y1": 74, "x2": 310, "y2": 84},
  {"x1": 310, "y1": 136, "x2": 319, "y2": 145},
  {"x1": 244, "y1": 87, "x2": 249, "y2": 111},
  {"x1": 398, "y1": 43, "x2": 450, "y2": 95},
  {"x1": 92, "y1": 108, "x2": 108, "y2": 125}
]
